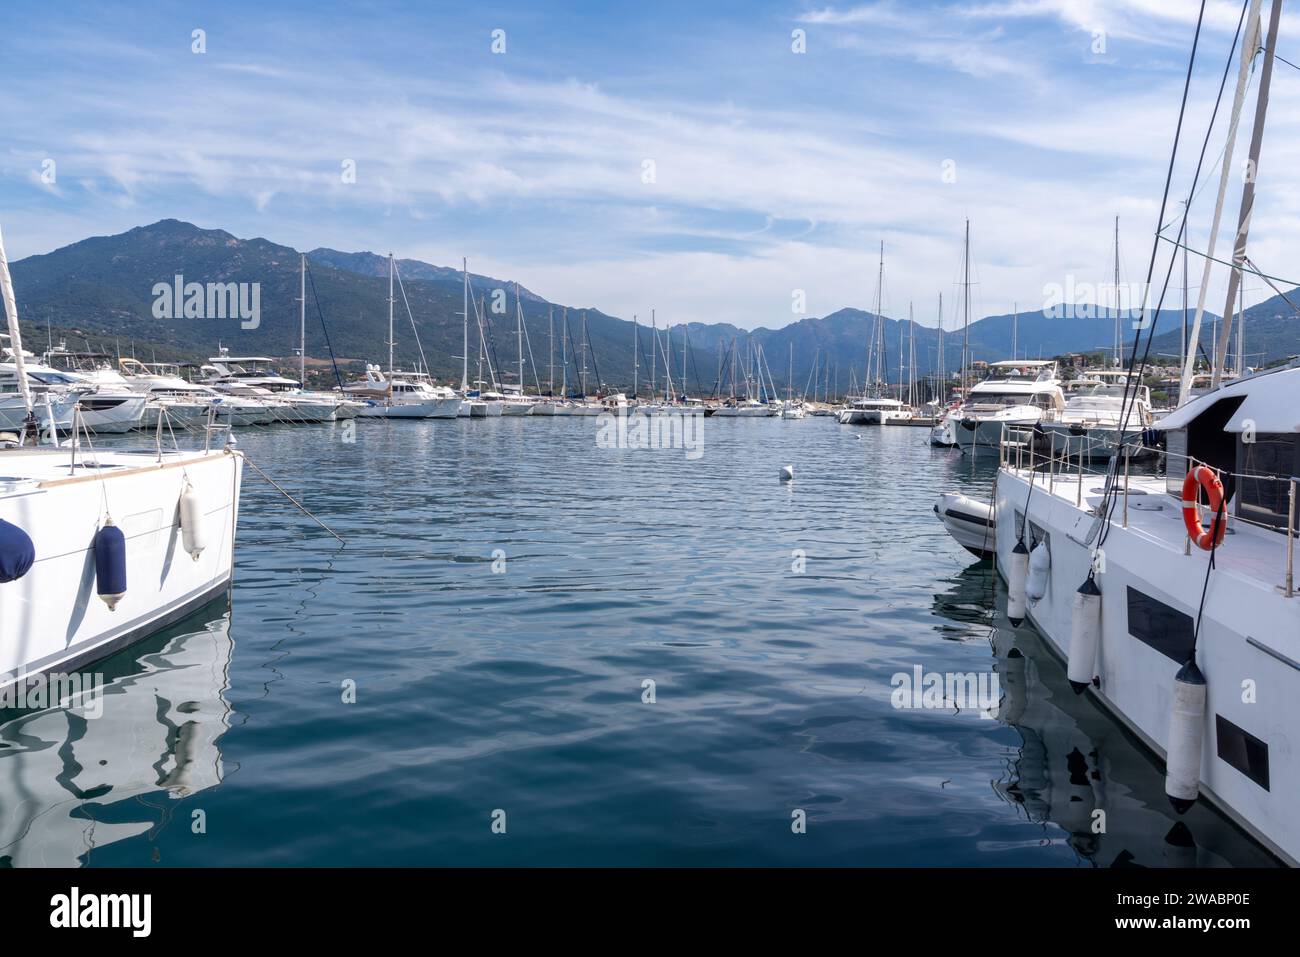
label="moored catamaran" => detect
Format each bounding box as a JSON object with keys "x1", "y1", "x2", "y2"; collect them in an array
[{"x1": 946, "y1": 0, "x2": 1300, "y2": 864}]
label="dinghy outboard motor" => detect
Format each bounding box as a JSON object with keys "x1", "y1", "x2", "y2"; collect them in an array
[
  {"x1": 1006, "y1": 539, "x2": 1029, "y2": 626},
  {"x1": 0, "y1": 518, "x2": 35, "y2": 583},
  {"x1": 1165, "y1": 659, "x2": 1207, "y2": 814},
  {"x1": 93, "y1": 519, "x2": 127, "y2": 610}
]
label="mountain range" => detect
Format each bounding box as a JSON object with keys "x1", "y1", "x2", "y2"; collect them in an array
[{"x1": 7, "y1": 219, "x2": 1297, "y2": 395}]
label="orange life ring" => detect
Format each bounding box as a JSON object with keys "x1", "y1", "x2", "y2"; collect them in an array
[{"x1": 1182, "y1": 465, "x2": 1226, "y2": 551}]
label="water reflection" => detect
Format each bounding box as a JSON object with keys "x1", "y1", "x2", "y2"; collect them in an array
[
  {"x1": 931, "y1": 560, "x2": 1278, "y2": 867},
  {"x1": 0, "y1": 600, "x2": 233, "y2": 867}
]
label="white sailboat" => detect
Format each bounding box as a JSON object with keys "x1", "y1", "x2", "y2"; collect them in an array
[
  {"x1": 499, "y1": 284, "x2": 535, "y2": 415},
  {"x1": 0, "y1": 222, "x2": 244, "y2": 694},
  {"x1": 346, "y1": 254, "x2": 461, "y2": 418}
]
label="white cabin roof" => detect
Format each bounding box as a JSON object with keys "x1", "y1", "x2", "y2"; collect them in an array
[{"x1": 1156, "y1": 366, "x2": 1300, "y2": 434}]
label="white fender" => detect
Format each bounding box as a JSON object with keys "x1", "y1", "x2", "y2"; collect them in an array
[
  {"x1": 1165, "y1": 659, "x2": 1207, "y2": 814},
  {"x1": 1067, "y1": 575, "x2": 1102, "y2": 694},
  {"x1": 180, "y1": 482, "x2": 206, "y2": 560},
  {"x1": 1025, "y1": 539, "x2": 1051, "y2": 602},
  {"x1": 1006, "y1": 540, "x2": 1029, "y2": 625}
]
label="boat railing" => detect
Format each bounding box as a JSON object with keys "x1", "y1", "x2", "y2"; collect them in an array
[{"x1": 1000, "y1": 421, "x2": 1297, "y2": 598}]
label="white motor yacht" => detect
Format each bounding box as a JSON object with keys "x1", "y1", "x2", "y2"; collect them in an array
[
  {"x1": 205, "y1": 352, "x2": 340, "y2": 423},
  {"x1": 344, "y1": 365, "x2": 462, "y2": 418},
  {"x1": 952, "y1": 360, "x2": 1065, "y2": 455},
  {"x1": 1038, "y1": 373, "x2": 1155, "y2": 462},
  {"x1": 0, "y1": 360, "x2": 147, "y2": 434}
]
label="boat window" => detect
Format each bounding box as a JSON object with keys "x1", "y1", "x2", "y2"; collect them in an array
[
  {"x1": 1235, "y1": 433, "x2": 1299, "y2": 531},
  {"x1": 1125, "y1": 586, "x2": 1194, "y2": 664},
  {"x1": 1215, "y1": 714, "x2": 1269, "y2": 790}
]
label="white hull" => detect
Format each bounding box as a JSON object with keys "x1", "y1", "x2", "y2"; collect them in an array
[
  {"x1": 930, "y1": 412, "x2": 959, "y2": 447},
  {"x1": 0, "y1": 447, "x2": 243, "y2": 689},
  {"x1": 468, "y1": 400, "x2": 504, "y2": 417},
  {"x1": 357, "y1": 395, "x2": 462, "y2": 419},
  {"x1": 995, "y1": 467, "x2": 1300, "y2": 865},
  {"x1": 955, "y1": 410, "x2": 1041, "y2": 455}
]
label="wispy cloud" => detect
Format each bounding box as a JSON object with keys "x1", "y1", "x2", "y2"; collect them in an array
[{"x1": 0, "y1": 0, "x2": 1292, "y2": 330}]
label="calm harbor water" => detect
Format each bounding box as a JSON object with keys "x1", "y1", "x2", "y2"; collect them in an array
[{"x1": 0, "y1": 416, "x2": 1279, "y2": 867}]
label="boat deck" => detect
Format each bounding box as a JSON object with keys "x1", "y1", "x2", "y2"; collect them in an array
[
  {"x1": 1010, "y1": 467, "x2": 1295, "y2": 596},
  {"x1": 0, "y1": 447, "x2": 221, "y2": 497}
]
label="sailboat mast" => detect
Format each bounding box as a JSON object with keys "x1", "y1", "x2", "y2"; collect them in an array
[
  {"x1": 561, "y1": 307, "x2": 568, "y2": 397},
  {"x1": 961, "y1": 220, "x2": 971, "y2": 400},
  {"x1": 681, "y1": 326, "x2": 687, "y2": 399},
  {"x1": 1214, "y1": 0, "x2": 1281, "y2": 388},
  {"x1": 898, "y1": 314, "x2": 904, "y2": 399},
  {"x1": 1012, "y1": 301, "x2": 1018, "y2": 361},
  {"x1": 461, "y1": 259, "x2": 470, "y2": 390},
  {"x1": 633, "y1": 314, "x2": 639, "y2": 397},
  {"x1": 515, "y1": 282, "x2": 523, "y2": 396},
  {"x1": 1181, "y1": 206, "x2": 1189, "y2": 375},
  {"x1": 908, "y1": 305, "x2": 916, "y2": 407},
  {"x1": 650, "y1": 309, "x2": 657, "y2": 397},
  {"x1": 387, "y1": 252, "x2": 395, "y2": 374},
  {"x1": 580, "y1": 311, "x2": 588, "y2": 397},
  {"x1": 0, "y1": 225, "x2": 33, "y2": 418},
  {"x1": 1180, "y1": 0, "x2": 1263, "y2": 402},
  {"x1": 299, "y1": 253, "x2": 306, "y2": 386},
  {"x1": 936, "y1": 292, "x2": 944, "y2": 403},
  {"x1": 788, "y1": 342, "x2": 793, "y2": 401},
  {"x1": 1113, "y1": 215, "x2": 1121, "y2": 366}
]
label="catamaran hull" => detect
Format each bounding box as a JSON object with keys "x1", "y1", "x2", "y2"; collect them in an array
[
  {"x1": 995, "y1": 468, "x2": 1300, "y2": 865},
  {"x1": 0, "y1": 449, "x2": 243, "y2": 692}
]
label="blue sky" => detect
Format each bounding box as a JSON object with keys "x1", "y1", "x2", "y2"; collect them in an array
[{"x1": 3, "y1": 0, "x2": 1297, "y2": 329}]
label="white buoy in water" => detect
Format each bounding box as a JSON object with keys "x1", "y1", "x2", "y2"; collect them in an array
[
  {"x1": 1006, "y1": 539, "x2": 1029, "y2": 626},
  {"x1": 179, "y1": 482, "x2": 206, "y2": 561},
  {"x1": 1025, "y1": 540, "x2": 1051, "y2": 602},
  {"x1": 1067, "y1": 575, "x2": 1102, "y2": 694},
  {"x1": 779, "y1": 465, "x2": 794, "y2": 482},
  {"x1": 1165, "y1": 659, "x2": 1207, "y2": 814}
]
